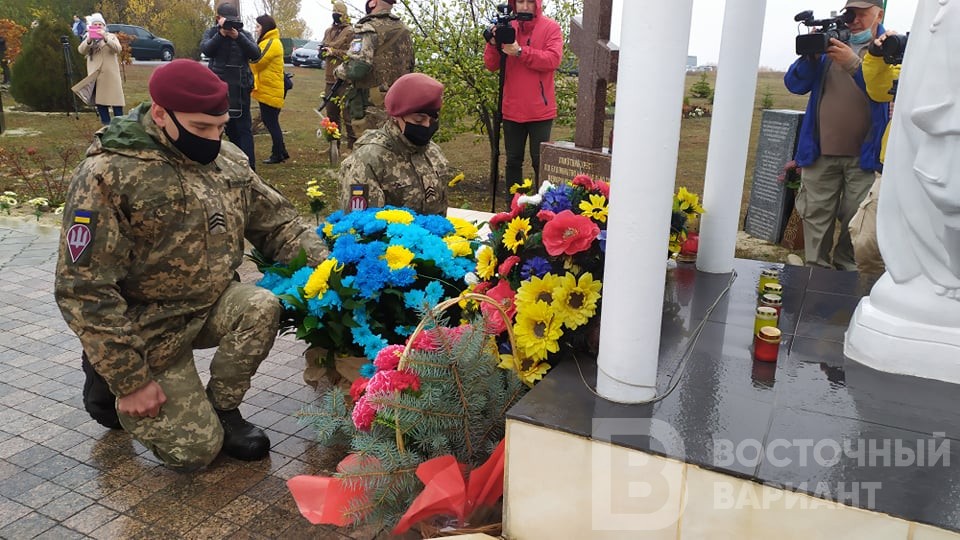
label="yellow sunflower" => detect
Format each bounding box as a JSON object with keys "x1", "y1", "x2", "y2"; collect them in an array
[
  {"x1": 578, "y1": 193, "x2": 609, "y2": 223},
  {"x1": 444, "y1": 235, "x2": 473, "y2": 257},
  {"x1": 514, "y1": 273, "x2": 562, "y2": 309},
  {"x1": 553, "y1": 272, "x2": 603, "y2": 330},
  {"x1": 447, "y1": 216, "x2": 479, "y2": 240},
  {"x1": 476, "y1": 245, "x2": 497, "y2": 280},
  {"x1": 509, "y1": 178, "x2": 534, "y2": 194},
  {"x1": 304, "y1": 257, "x2": 341, "y2": 298},
  {"x1": 674, "y1": 187, "x2": 705, "y2": 215},
  {"x1": 502, "y1": 217, "x2": 532, "y2": 253},
  {"x1": 514, "y1": 301, "x2": 563, "y2": 361},
  {"x1": 382, "y1": 245, "x2": 415, "y2": 270},
  {"x1": 520, "y1": 362, "x2": 551, "y2": 386},
  {"x1": 448, "y1": 172, "x2": 465, "y2": 187},
  {"x1": 375, "y1": 209, "x2": 415, "y2": 224}
]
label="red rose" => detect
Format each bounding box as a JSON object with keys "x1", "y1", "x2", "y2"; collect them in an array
[
  {"x1": 594, "y1": 180, "x2": 610, "y2": 199},
  {"x1": 349, "y1": 377, "x2": 369, "y2": 401},
  {"x1": 542, "y1": 210, "x2": 601, "y2": 256},
  {"x1": 536, "y1": 209, "x2": 556, "y2": 222},
  {"x1": 482, "y1": 279, "x2": 516, "y2": 335},
  {"x1": 498, "y1": 255, "x2": 521, "y2": 276},
  {"x1": 572, "y1": 174, "x2": 595, "y2": 190}
]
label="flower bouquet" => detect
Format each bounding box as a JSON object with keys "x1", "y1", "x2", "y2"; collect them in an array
[
  {"x1": 288, "y1": 295, "x2": 527, "y2": 533},
  {"x1": 466, "y1": 175, "x2": 609, "y2": 385},
  {"x1": 255, "y1": 207, "x2": 479, "y2": 372},
  {"x1": 318, "y1": 116, "x2": 341, "y2": 142},
  {"x1": 669, "y1": 187, "x2": 705, "y2": 260}
]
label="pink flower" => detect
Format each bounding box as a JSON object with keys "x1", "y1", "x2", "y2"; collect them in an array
[
  {"x1": 409, "y1": 331, "x2": 439, "y2": 352},
  {"x1": 374, "y1": 344, "x2": 405, "y2": 371},
  {"x1": 366, "y1": 369, "x2": 422, "y2": 396},
  {"x1": 498, "y1": 255, "x2": 521, "y2": 276},
  {"x1": 482, "y1": 280, "x2": 517, "y2": 335},
  {"x1": 537, "y1": 209, "x2": 556, "y2": 222},
  {"x1": 349, "y1": 377, "x2": 369, "y2": 401},
  {"x1": 594, "y1": 180, "x2": 610, "y2": 199},
  {"x1": 352, "y1": 396, "x2": 377, "y2": 431},
  {"x1": 542, "y1": 210, "x2": 601, "y2": 256}
]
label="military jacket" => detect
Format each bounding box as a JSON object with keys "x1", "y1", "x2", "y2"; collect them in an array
[
  {"x1": 338, "y1": 121, "x2": 451, "y2": 215},
  {"x1": 335, "y1": 12, "x2": 414, "y2": 90},
  {"x1": 54, "y1": 103, "x2": 327, "y2": 397}
]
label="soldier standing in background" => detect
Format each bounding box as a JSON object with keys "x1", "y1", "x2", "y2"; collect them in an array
[
  {"x1": 335, "y1": 0, "x2": 414, "y2": 130},
  {"x1": 318, "y1": 1, "x2": 356, "y2": 149},
  {"x1": 338, "y1": 73, "x2": 453, "y2": 215},
  {"x1": 55, "y1": 60, "x2": 328, "y2": 471}
]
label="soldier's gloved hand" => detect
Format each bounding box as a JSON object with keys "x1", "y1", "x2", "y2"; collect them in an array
[{"x1": 117, "y1": 380, "x2": 167, "y2": 418}]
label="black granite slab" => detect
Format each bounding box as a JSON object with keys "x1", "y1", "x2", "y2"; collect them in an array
[{"x1": 507, "y1": 258, "x2": 960, "y2": 532}]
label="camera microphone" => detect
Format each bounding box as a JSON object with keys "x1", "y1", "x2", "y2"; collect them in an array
[{"x1": 794, "y1": 10, "x2": 813, "y2": 22}]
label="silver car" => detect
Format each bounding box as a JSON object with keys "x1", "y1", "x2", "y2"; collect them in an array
[{"x1": 291, "y1": 40, "x2": 323, "y2": 68}]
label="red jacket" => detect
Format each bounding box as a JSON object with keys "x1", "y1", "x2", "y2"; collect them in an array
[{"x1": 483, "y1": 0, "x2": 563, "y2": 123}]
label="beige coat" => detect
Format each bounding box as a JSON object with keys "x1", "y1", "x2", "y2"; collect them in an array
[{"x1": 78, "y1": 32, "x2": 125, "y2": 107}]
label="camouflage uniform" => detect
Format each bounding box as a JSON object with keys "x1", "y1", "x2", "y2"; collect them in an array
[
  {"x1": 54, "y1": 103, "x2": 327, "y2": 470},
  {"x1": 338, "y1": 119, "x2": 452, "y2": 215},
  {"x1": 321, "y1": 7, "x2": 356, "y2": 145},
  {"x1": 334, "y1": 11, "x2": 414, "y2": 123}
]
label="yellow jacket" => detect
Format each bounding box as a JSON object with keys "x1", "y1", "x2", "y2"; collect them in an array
[
  {"x1": 862, "y1": 53, "x2": 901, "y2": 163},
  {"x1": 251, "y1": 28, "x2": 285, "y2": 109}
]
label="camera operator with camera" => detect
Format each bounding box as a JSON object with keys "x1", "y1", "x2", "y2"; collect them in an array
[
  {"x1": 848, "y1": 30, "x2": 906, "y2": 276},
  {"x1": 483, "y1": 0, "x2": 562, "y2": 199},
  {"x1": 201, "y1": 2, "x2": 262, "y2": 170},
  {"x1": 785, "y1": 0, "x2": 889, "y2": 271}
]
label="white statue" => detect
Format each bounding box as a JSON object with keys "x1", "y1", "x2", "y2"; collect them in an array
[{"x1": 846, "y1": 0, "x2": 960, "y2": 382}]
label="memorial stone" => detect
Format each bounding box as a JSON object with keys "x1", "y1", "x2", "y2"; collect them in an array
[
  {"x1": 743, "y1": 109, "x2": 804, "y2": 243},
  {"x1": 539, "y1": 141, "x2": 610, "y2": 185}
]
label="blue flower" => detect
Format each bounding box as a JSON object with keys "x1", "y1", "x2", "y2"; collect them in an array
[
  {"x1": 330, "y1": 235, "x2": 366, "y2": 265},
  {"x1": 521, "y1": 257, "x2": 552, "y2": 279},
  {"x1": 598, "y1": 230, "x2": 607, "y2": 252},
  {"x1": 541, "y1": 184, "x2": 573, "y2": 212},
  {"x1": 414, "y1": 214, "x2": 455, "y2": 237},
  {"x1": 360, "y1": 362, "x2": 377, "y2": 378}
]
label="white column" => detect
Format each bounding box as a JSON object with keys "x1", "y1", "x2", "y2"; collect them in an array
[
  {"x1": 696, "y1": 0, "x2": 768, "y2": 273},
  {"x1": 596, "y1": 0, "x2": 694, "y2": 403}
]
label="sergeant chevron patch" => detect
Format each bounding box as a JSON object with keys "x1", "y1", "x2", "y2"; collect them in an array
[{"x1": 208, "y1": 212, "x2": 227, "y2": 234}]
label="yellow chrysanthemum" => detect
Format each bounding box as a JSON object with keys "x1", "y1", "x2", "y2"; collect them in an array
[
  {"x1": 502, "y1": 217, "x2": 531, "y2": 253},
  {"x1": 554, "y1": 272, "x2": 603, "y2": 330},
  {"x1": 476, "y1": 245, "x2": 497, "y2": 280},
  {"x1": 514, "y1": 301, "x2": 563, "y2": 362},
  {"x1": 448, "y1": 172, "x2": 465, "y2": 187},
  {"x1": 304, "y1": 258, "x2": 340, "y2": 299},
  {"x1": 514, "y1": 273, "x2": 562, "y2": 309},
  {"x1": 674, "y1": 187, "x2": 705, "y2": 215},
  {"x1": 447, "y1": 216, "x2": 479, "y2": 240},
  {"x1": 375, "y1": 209, "x2": 415, "y2": 224},
  {"x1": 382, "y1": 245, "x2": 415, "y2": 270},
  {"x1": 509, "y1": 178, "x2": 534, "y2": 195},
  {"x1": 306, "y1": 185, "x2": 325, "y2": 200},
  {"x1": 578, "y1": 193, "x2": 609, "y2": 223},
  {"x1": 444, "y1": 235, "x2": 472, "y2": 257},
  {"x1": 322, "y1": 222, "x2": 335, "y2": 238}
]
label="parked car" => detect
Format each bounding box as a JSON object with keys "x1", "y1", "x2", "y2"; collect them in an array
[
  {"x1": 291, "y1": 40, "x2": 323, "y2": 68},
  {"x1": 281, "y1": 38, "x2": 309, "y2": 64},
  {"x1": 106, "y1": 24, "x2": 174, "y2": 61}
]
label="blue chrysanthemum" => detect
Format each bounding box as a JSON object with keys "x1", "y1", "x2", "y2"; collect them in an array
[
  {"x1": 359, "y1": 362, "x2": 377, "y2": 378},
  {"x1": 541, "y1": 184, "x2": 573, "y2": 212},
  {"x1": 521, "y1": 257, "x2": 553, "y2": 280}
]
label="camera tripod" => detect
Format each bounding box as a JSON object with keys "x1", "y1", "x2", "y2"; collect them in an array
[
  {"x1": 60, "y1": 36, "x2": 80, "y2": 119},
  {"x1": 489, "y1": 49, "x2": 508, "y2": 212}
]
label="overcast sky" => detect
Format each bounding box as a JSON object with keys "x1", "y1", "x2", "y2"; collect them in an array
[{"x1": 239, "y1": 0, "x2": 920, "y2": 70}]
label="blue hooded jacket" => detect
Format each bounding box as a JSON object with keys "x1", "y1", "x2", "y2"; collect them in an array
[{"x1": 784, "y1": 30, "x2": 888, "y2": 172}]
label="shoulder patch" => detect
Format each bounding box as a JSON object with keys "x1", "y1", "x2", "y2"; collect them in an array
[
  {"x1": 349, "y1": 184, "x2": 369, "y2": 212},
  {"x1": 66, "y1": 210, "x2": 98, "y2": 265},
  {"x1": 350, "y1": 38, "x2": 363, "y2": 53}
]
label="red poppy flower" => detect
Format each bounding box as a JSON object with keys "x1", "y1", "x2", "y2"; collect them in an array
[{"x1": 542, "y1": 210, "x2": 601, "y2": 256}]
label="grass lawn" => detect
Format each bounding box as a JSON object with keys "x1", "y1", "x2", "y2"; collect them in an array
[{"x1": 0, "y1": 66, "x2": 806, "y2": 260}]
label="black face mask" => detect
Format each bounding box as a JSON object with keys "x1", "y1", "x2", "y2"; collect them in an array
[
  {"x1": 365, "y1": 1, "x2": 375, "y2": 15},
  {"x1": 333, "y1": 13, "x2": 342, "y2": 24},
  {"x1": 163, "y1": 109, "x2": 222, "y2": 165},
  {"x1": 403, "y1": 119, "x2": 439, "y2": 147}
]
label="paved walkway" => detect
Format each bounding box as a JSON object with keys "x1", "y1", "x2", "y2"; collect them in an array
[{"x1": 0, "y1": 217, "x2": 403, "y2": 539}]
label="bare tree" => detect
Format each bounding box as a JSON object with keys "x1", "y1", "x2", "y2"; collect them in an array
[{"x1": 253, "y1": 0, "x2": 308, "y2": 38}]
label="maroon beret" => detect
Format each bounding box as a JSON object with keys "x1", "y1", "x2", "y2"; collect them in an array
[
  {"x1": 385, "y1": 73, "x2": 444, "y2": 117},
  {"x1": 148, "y1": 59, "x2": 229, "y2": 116}
]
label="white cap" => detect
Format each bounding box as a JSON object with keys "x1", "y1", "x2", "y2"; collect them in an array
[{"x1": 86, "y1": 13, "x2": 106, "y2": 26}]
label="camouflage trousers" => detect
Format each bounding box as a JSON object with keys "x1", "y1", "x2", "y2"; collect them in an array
[{"x1": 117, "y1": 282, "x2": 281, "y2": 470}]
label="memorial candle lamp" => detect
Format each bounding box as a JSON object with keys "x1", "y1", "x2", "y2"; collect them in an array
[
  {"x1": 761, "y1": 282, "x2": 783, "y2": 299},
  {"x1": 754, "y1": 306, "x2": 779, "y2": 336},
  {"x1": 757, "y1": 268, "x2": 781, "y2": 295},
  {"x1": 759, "y1": 293, "x2": 782, "y2": 318},
  {"x1": 754, "y1": 326, "x2": 782, "y2": 363}
]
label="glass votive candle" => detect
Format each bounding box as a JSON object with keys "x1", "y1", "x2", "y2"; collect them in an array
[
  {"x1": 757, "y1": 268, "x2": 781, "y2": 295},
  {"x1": 754, "y1": 306, "x2": 779, "y2": 336},
  {"x1": 754, "y1": 326, "x2": 782, "y2": 363},
  {"x1": 759, "y1": 293, "x2": 783, "y2": 318}
]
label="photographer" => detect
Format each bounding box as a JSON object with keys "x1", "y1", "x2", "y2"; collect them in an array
[
  {"x1": 483, "y1": 0, "x2": 562, "y2": 199},
  {"x1": 200, "y1": 2, "x2": 261, "y2": 170},
  {"x1": 848, "y1": 30, "x2": 903, "y2": 276},
  {"x1": 79, "y1": 13, "x2": 125, "y2": 126},
  {"x1": 785, "y1": 0, "x2": 889, "y2": 271}
]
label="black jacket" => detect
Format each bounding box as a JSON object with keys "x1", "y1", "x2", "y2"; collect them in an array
[{"x1": 200, "y1": 26, "x2": 261, "y2": 90}]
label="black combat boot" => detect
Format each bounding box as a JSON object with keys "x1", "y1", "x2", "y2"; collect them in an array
[
  {"x1": 81, "y1": 352, "x2": 122, "y2": 429},
  {"x1": 214, "y1": 407, "x2": 271, "y2": 461}
]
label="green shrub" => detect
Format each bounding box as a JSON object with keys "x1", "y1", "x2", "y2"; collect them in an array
[
  {"x1": 10, "y1": 19, "x2": 87, "y2": 112},
  {"x1": 690, "y1": 72, "x2": 712, "y2": 99},
  {"x1": 759, "y1": 85, "x2": 775, "y2": 109}
]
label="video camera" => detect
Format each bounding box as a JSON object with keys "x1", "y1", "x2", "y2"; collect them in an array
[
  {"x1": 221, "y1": 18, "x2": 243, "y2": 31},
  {"x1": 483, "y1": 4, "x2": 534, "y2": 46},
  {"x1": 794, "y1": 10, "x2": 855, "y2": 56},
  {"x1": 881, "y1": 33, "x2": 908, "y2": 65},
  {"x1": 59, "y1": 35, "x2": 70, "y2": 46}
]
